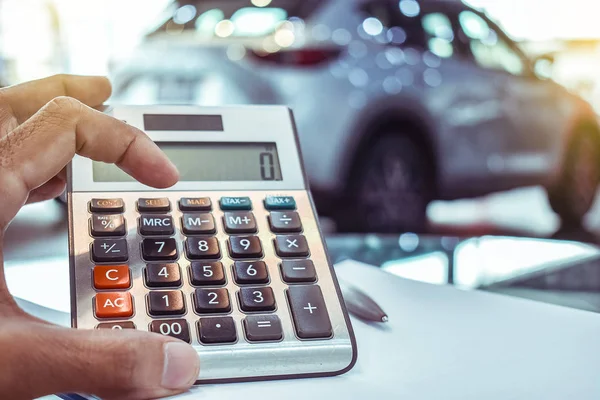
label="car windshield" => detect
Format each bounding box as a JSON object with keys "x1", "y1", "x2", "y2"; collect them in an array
[{"x1": 148, "y1": 0, "x2": 323, "y2": 38}]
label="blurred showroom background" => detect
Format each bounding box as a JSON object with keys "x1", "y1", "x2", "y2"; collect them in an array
[{"x1": 4, "y1": 0, "x2": 600, "y2": 241}]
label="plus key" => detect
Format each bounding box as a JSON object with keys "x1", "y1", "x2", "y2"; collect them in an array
[{"x1": 287, "y1": 285, "x2": 332, "y2": 339}]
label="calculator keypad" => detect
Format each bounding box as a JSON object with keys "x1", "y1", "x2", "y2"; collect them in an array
[{"x1": 82, "y1": 194, "x2": 343, "y2": 352}]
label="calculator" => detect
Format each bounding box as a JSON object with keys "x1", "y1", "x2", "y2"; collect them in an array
[{"x1": 67, "y1": 105, "x2": 357, "y2": 382}]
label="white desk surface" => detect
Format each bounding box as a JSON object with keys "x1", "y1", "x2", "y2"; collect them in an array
[{"x1": 12, "y1": 260, "x2": 600, "y2": 400}]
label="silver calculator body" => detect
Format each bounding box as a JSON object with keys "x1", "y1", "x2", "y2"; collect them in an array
[{"x1": 67, "y1": 105, "x2": 357, "y2": 382}]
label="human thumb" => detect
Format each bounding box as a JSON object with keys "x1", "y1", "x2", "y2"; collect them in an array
[{"x1": 0, "y1": 320, "x2": 200, "y2": 399}]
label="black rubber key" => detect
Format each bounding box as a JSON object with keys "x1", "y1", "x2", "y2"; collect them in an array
[
  {"x1": 96, "y1": 322, "x2": 136, "y2": 330},
  {"x1": 148, "y1": 290, "x2": 185, "y2": 316},
  {"x1": 185, "y1": 237, "x2": 221, "y2": 260},
  {"x1": 190, "y1": 262, "x2": 226, "y2": 286},
  {"x1": 181, "y1": 213, "x2": 216, "y2": 235},
  {"x1": 274, "y1": 235, "x2": 309, "y2": 258},
  {"x1": 239, "y1": 287, "x2": 276, "y2": 312},
  {"x1": 244, "y1": 315, "x2": 283, "y2": 342},
  {"x1": 150, "y1": 319, "x2": 191, "y2": 343},
  {"x1": 280, "y1": 260, "x2": 317, "y2": 283},
  {"x1": 287, "y1": 285, "x2": 332, "y2": 339},
  {"x1": 90, "y1": 198, "x2": 124, "y2": 213},
  {"x1": 180, "y1": 197, "x2": 212, "y2": 211},
  {"x1": 138, "y1": 198, "x2": 170, "y2": 212},
  {"x1": 233, "y1": 261, "x2": 269, "y2": 284},
  {"x1": 145, "y1": 263, "x2": 181, "y2": 287},
  {"x1": 228, "y1": 236, "x2": 263, "y2": 258},
  {"x1": 193, "y1": 288, "x2": 231, "y2": 314},
  {"x1": 142, "y1": 238, "x2": 178, "y2": 261},
  {"x1": 223, "y1": 212, "x2": 257, "y2": 234},
  {"x1": 92, "y1": 239, "x2": 128, "y2": 262},
  {"x1": 198, "y1": 317, "x2": 237, "y2": 344},
  {"x1": 90, "y1": 214, "x2": 126, "y2": 237},
  {"x1": 139, "y1": 214, "x2": 174, "y2": 236},
  {"x1": 269, "y1": 211, "x2": 302, "y2": 233}
]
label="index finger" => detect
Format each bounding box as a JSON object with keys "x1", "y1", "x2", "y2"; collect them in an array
[
  {"x1": 1, "y1": 97, "x2": 179, "y2": 196},
  {"x1": 0, "y1": 74, "x2": 112, "y2": 124}
]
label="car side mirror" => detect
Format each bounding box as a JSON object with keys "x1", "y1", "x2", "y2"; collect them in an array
[{"x1": 532, "y1": 53, "x2": 555, "y2": 80}]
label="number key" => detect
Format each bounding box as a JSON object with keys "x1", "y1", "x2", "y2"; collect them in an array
[
  {"x1": 97, "y1": 322, "x2": 136, "y2": 330},
  {"x1": 185, "y1": 237, "x2": 221, "y2": 260},
  {"x1": 145, "y1": 263, "x2": 181, "y2": 287},
  {"x1": 193, "y1": 288, "x2": 231, "y2": 314},
  {"x1": 148, "y1": 290, "x2": 185, "y2": 316},
  {"x1": 233, "y1": 261, "x2": 269, "y2": 284},
  {"x1": 190, "y1": 262, "x2": 226, "y2": 286},
  {"x1": 142, "y1": 238, "x2": 178, "y2": 261},
  {"x1": 239, "y1": 287, "x2": 276, "y2": 312},
  {"x1": 228, "y1": 236, "x2": 263, "y2": 258},
  {"x1": 150, "y1": 319, "x2": 191, "y2": 343}
]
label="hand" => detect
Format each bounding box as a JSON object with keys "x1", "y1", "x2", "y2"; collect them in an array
[{"x1": 0, "y1": 75, "x2": 200, "y2": 399}]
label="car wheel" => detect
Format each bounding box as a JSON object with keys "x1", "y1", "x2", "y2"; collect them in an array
[
  {"x1": 547, "y1": 129, "x2": 600, "y2": 225},
  {"x1": 336, "y1": 134, "x2": 434, "y2": 233}
]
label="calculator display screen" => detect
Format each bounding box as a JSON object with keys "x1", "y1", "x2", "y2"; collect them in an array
[{"x1": 92, "y1": 142, "x2": 283, "y2": 182}]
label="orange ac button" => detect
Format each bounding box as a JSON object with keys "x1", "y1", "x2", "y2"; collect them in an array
[
  {"x1": 95, "y1": 292, "x2": 133, "y2": 318},
  {"x1": 93, "y1": 265, "x2": 130, "y2": 289}
]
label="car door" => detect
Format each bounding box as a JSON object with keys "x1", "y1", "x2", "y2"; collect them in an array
[{"x1": 455, "y1": 9, "x2": 564, "y2": 185}]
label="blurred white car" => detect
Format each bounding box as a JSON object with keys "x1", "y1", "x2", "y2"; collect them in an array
[{"x1": 111, "y1": 0, "x2": 600, "y2": 232}]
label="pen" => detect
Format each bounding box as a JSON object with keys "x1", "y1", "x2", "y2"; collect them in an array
[{"x1": 338, "y1": 278, "x2": 388, "y2": 323}]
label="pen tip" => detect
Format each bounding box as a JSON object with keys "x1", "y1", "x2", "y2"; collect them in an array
[{"x1": 381, "y1": 315, "x2": 389, "y2": 323}]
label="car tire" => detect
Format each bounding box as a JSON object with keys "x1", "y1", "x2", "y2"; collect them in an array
[
  {"x1": 336, "y1": 134, "x2": 434, "y2": 233},
  {"x1": 547, "y1": 128, "x2": 600, "y2": 225}
]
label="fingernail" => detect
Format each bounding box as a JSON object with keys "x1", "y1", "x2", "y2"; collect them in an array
[{"x1": 162, "y1": 342, "x2": 200, "y2": 390}]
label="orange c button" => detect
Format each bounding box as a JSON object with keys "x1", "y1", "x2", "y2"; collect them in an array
[
  {"x1": 95, "y1": 292, "x2": 133, "y2": 318},
  {"x1": 93, "y1": 265, "x2": 130, "y2": 289}
]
